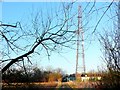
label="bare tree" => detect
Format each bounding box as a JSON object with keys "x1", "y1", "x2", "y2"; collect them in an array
[
  {"x1": 0, "y1": 2, "x2": 116, "y2": 74},
  {"x1": 99, "y1": 1, "x2": 120, "y2": 72},
  {"x1": 0, "y1": 3, "x2": 77, "y2": 73},
  {"x1": 98, "y1": 2, "x2": 120, "y2": 88},
  {"x1": 100, "y1": 30, "x2": 120, "y2": 72},
  {"x1": 99, "y1": 29, "x2": 120, "y2": 88}
]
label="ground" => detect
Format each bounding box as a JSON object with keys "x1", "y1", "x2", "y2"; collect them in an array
[{"x1": 2, "y1": 81, "x2": 100, "y2": 90}]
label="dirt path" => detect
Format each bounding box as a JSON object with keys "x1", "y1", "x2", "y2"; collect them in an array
[
  {"x1": 56, "y1": 82, "x2": 73, "y2": 90},
  {"x1": 57, "y1": 81, "x2": 98, "y2": 89}
]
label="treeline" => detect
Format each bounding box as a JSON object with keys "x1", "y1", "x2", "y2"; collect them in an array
[{"x1": 2, "y1": 66, "x2": 64, "y2": 83}]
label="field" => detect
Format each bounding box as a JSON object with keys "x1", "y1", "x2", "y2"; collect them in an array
[
  {"x1": 2, "y1": 82, "x2": 58, "y2": 90},
  {"x1": 2, "y1": 81, "x2": 101, "y2": 90}
]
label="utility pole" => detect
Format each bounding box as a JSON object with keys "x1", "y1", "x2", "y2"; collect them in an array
[{"x1": 76, "y1": 5, "x2": 86, "y2": 79}]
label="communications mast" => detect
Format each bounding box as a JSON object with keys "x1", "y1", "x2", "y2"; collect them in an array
[{"x1": 76, "y1": 5, "x2": 86, "y2": 79}]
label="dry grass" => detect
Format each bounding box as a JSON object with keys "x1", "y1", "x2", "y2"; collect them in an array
[{"x1": 2, "y1": 82, "x2": 58, "y2": 90}]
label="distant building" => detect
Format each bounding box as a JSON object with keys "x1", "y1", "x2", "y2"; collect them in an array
[
  {"x1": 62, "y1": 74, "x2": 76, "y2": 82},
  {"x1": 81, "y1": 73, "x2": 102, "y2": 81},
  {"x1": 62, "y1": 73, "x2": 102, "y2": 82}
]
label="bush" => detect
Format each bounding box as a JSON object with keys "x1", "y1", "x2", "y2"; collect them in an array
[{"x1": 98, "y1": 70, "x2": 120, "y2": 89}]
